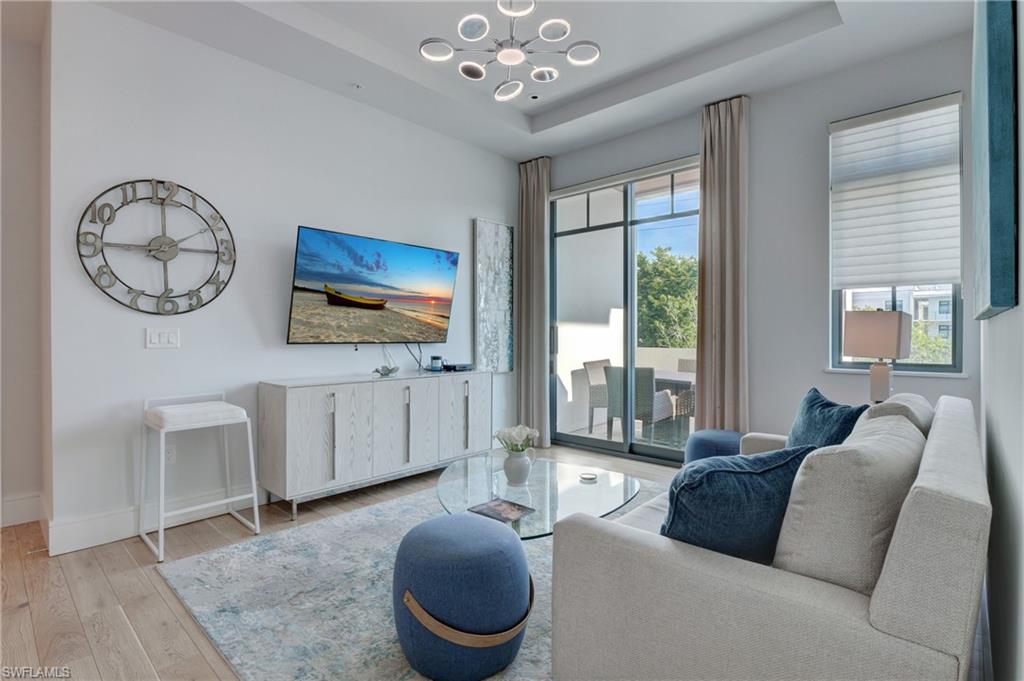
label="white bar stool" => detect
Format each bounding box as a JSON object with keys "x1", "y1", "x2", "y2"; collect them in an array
[{"x1": 140, "y1": 396, "x2": 260, "y2": 562}]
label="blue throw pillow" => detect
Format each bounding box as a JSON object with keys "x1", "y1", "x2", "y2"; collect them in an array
[
  {"x1": 660, "y1": 446, "x2": 815, "y2": 564},
  {"x1": 786, "y1": 388, "x2": 868, "y2": 448}
]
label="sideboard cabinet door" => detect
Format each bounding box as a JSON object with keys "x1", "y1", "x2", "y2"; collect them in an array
[
  {"x1": 439, "y1": 373, "x2": 493, "y2": 460},
  {"x1": 285, "y1": 386, "x2": 335, "y2": 497},
  {"x1": 372, "y1": 379, "x2": 439, "y2": 476},
  {"x1": 331, "y1": 383, "x2": 374, "y2": 486}
]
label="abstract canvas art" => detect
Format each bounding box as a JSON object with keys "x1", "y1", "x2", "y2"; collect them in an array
[
  {"x1": 972, "y1": 0, "x2": 1018, "y2": 319},
  {"x1": 474, "y1": 218, "x2": 514, "y2": 372}
]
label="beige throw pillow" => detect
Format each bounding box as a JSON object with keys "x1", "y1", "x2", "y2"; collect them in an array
[{"x1": 773, "y1": 415, "x2": 925, "y2": 594}]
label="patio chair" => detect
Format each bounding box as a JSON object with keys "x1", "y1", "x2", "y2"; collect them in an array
[
  {"x1": 604, "y1": 367, "x2": 677, "y2": 443},
  {"x1": 583, "y1": 359, "x2": 611, "y2": 433}
]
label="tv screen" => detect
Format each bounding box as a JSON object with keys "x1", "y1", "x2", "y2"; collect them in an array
[{"x1": 287, "y1": 226, "x2": 459, "y2": 344}]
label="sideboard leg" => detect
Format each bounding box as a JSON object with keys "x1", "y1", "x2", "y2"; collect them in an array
[{"x1": 291, "y1": 500, "x2": 298, "y2": 521}]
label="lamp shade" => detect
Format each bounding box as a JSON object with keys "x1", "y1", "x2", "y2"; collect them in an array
[{"x1": 843, "y1": 311, "x2": 912, "y2": 360}]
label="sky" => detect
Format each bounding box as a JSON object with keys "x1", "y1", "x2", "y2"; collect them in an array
[
  {"x1": 294, "y1": 226, "x2": 458, "y2": 302},
  {"x1": 635, "y1": 189, "x2": 698, "y2": 256}
]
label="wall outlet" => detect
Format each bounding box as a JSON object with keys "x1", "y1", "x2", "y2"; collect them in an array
[
  {"x1": 165, "y1": 446, "x2": 177, "y2": 464},
  {"x1": 146, "y1": 328, "x2": 181, "y2": 349}
]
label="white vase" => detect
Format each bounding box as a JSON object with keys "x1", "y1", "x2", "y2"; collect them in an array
[{"x1": 503, "y1": 448, "x2": 533, "y2": 486}]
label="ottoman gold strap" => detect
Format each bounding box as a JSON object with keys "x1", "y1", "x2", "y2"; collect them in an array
[{"x1": 402, "y1": 576, "x2": 535, "y2": 649}]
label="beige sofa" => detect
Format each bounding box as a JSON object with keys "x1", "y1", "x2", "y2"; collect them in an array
[{"x1": 551, "y1": 395, "x2": 990, "y2": 681}]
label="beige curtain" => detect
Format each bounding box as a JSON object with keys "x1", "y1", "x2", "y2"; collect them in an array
[
  {"x1": 696, "y1": 96, "x2": 749, "y2": 432},
  {"x1": 516, "y1": 157, "x2": 551, "y2": 446}
]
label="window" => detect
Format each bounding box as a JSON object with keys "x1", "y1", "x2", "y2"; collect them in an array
[{"x1": 830, "y1": 94, "x2": 963, "y2": 372}]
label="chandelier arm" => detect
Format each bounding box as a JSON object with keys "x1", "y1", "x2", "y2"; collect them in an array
[
  {"x1": 509, "y1": 16, "x2": 516, "y2": 40},
  {"x1": 519, "y1": 36, "x2": 539, "y2": 48},
  {"x1": 456, "y1": 47, "x2": 498, "y2": 53},
  {"x1": 524, "y1": 48, "x2": 568, "y2": 55}
]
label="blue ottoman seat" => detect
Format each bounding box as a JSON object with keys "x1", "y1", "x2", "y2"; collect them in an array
[
  {"x1": 393, "y1": 512, "x2": 532, "y2": 681},
  {"x1": 684, "y1": 429, "x2": 743, "y2": 464}
]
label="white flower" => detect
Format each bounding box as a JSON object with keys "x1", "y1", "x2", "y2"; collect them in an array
[{"x1": 495, "y1": 424, "x2": 539, "y2": 452}]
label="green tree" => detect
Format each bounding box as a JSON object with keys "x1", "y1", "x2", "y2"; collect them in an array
[
  {"x1": 907, "y1": 322, "x2": 952, "y2": 364},
  {"x1": 636, "y1": 247, "x2": 698, "y2": 348}
]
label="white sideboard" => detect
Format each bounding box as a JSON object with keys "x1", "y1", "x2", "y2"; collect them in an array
[{"x1": 258, "y1": 370, "x2": 492, "y2": 514}]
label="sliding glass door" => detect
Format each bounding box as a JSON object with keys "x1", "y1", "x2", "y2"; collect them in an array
[{"x1": 550, "y1": 160, "x2": 700, "y2": 462}]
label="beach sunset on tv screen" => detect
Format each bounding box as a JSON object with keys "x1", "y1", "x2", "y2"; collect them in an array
[{"x1": 287, "y1": 226, "x2": 459, "y2": 344}]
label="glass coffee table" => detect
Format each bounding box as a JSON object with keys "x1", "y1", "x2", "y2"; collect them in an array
[{"x1": 437, "y1": 451, "x2": 641, "y2": 540}]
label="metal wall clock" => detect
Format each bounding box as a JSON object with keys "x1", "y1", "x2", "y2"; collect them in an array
[{"x1": 76, "y1": 179, "x2": 235, "y2": 315}]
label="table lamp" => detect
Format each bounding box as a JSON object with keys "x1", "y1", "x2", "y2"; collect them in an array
[{"x1": 843, "y1": 310, "x2": 912, "y2": 403}]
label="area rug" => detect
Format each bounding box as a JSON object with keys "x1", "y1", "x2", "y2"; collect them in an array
[{"x1": 158, "y1": 479, "x2": 664, "y2": 681}]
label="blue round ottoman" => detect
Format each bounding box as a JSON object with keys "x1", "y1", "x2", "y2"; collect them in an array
[
  {"x1": 393, "y1": 512, "x2": 533, "y2": 681},
  {"x1": 684, "y1": 429, "x2": 743, "y2": 464}
]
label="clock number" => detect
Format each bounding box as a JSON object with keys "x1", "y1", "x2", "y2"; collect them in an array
[
  {"x1": 150, "y1": 180, "x2": 181, "y2": 207},
  {"x1": 209, "y1": 211, "x2": 223, "y2": 232},
  {"x1": 218, "y1": 238, "x2": 235, "y2": 264},
  {"x1": 78, "y1": 232, "x2": 103, "y2": 258},
  {"x1": 93, "y1": 265, "x2": 116, "y2": 289},
  {"x1": 187, "y1": 289, "x2": 204, "y2": 310},
  {"x1": 190, "y1": 191, "x2": 198, "y2": 211},
  {"x1": 119, "y1": 182, "x2": 138, "y2": 206},
  {"x1": 126, "y1": 288, "x2": 144, "y2": 310},
  {"x1": 161, "y1": 181, "x2": 181, "y2": 207},
  {"x1": 208, "y1": 270, "x2": 226, "y2": 294},
  {"x1": 89, "y1": 202, "x2": 116, "y2": 226},
  {"x1": 157, "y1": 289, "x2": 179, "y2": 315}
]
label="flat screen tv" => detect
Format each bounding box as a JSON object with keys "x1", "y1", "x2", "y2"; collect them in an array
[{"x1": 287, "y1": 226, "x2": 459, "y2": 344}]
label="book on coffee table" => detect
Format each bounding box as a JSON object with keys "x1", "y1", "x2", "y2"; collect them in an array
[{"x1": 469, "y1": 498, "x2": 536, "y2": 523}]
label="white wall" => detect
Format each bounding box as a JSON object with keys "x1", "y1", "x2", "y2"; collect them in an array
[
  {"x1": 45, "y1": 3, "x2": 518, "y2": 553},
  {"x1": 982, "y1": 9, "x2": 1024, "y2": 680},
  {"x1": 552, "y1": 32, "x2": 979, "y2": 435},
  {"x1": 1, "y1": 37, "x2": 43, "y2": 525}
]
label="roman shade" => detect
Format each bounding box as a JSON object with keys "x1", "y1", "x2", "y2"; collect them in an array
[{"x1": 829, "y1": 93, "x2": 962, "y2": 289}]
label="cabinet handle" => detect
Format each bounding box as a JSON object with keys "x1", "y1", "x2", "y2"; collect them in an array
[
  {"x1": 404, "y1": 386, "x2": 412, "y2": 464},
  {"x1": 463, "y1": 381, "x2": 470, "y2": 450},
  {"x1": 330, "y1": 392, "x2": 338, "y2": 481}
]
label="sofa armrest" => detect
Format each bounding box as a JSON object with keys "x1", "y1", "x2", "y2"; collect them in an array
[
  {"x1": 551, "y1": 513, "x2": 957, "y2": 681},
  {"x1": 740, "y1": 432, "x2": 788, "y2": 455}
]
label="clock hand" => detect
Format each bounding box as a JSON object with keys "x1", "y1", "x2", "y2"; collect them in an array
[
  {"x1": 147, "y1": 227, "x2": 210, "y2": 254},
  {"x1": 105, "y1": 242, "x2": 156, "y2": 252}
]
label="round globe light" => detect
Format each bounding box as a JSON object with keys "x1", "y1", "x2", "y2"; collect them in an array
[
  {"x1": 530, "y1": 66, "x2": 559, "y2": 83},
  {"x1": 566, "y1": 40, "x2": 601, "y2": 66},
  {"x1": 496, "y1": 0, "x2": 535, "y2": 18},
  {"x1": 458, "y1": 14, "x2": 490, "y2": 42},
  {"x1": 538, "y1": 18, "x2": 571, "y2": 42},
  {"x1": 458, "y1": 61, "x2": 487, "y2": 81},
  {"x1": 494, "y1": 79, "x2": 524, "y2": 102},
  {"x1": 419, "y1": 37, "x2": 455, "y2": 62}
]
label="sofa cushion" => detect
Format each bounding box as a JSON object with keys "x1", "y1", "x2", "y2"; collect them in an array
[
  {"x1": 787, "y1": 388, "x2": 869, "y2": 448},
  {"x1": 862, "y1": 393, "x2": 935, "y2": 435},
  {"x1": 773, "y1": 415, "x2": 925, "y2": 594},
  {"x1": 616, "y1": 492, "x2": 669, "y2": 534},
  {"x1": 660, "y1": 446, "x2": 816, "y2": 564}
]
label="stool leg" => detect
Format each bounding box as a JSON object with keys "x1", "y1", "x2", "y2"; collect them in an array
[
  {"x1": 157, "y1": 429, "x2": 166, "y2": 563},
  {"x1": 138, "y1": 426, "x2": 148, "y2": 540},
  {"x1": 222, "y1": 425, "x2": 232, "y2": 512},
  {"x1": 245, "y1": 418, "x2": 260, "y2": 535}
]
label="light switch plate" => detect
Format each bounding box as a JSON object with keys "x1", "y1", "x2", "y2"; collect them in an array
[{"x1": 145, "y1": 328, "x2": 181, "y2": 349}]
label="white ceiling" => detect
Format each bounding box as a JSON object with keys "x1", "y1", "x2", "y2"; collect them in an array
[{"x1": 104, "y1": 1, "x2": 974, "y2": 160}]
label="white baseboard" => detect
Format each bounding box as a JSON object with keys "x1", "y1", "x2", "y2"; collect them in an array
[
  {"x1": 47, "y1": 485, "x2": 267, "y2": 556},
  {"x1": 2, "y1": 492, "x2": 43, "y2": 527}
]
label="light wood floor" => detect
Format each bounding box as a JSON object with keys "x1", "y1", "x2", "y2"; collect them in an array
[{"x1": 0, "y1": 446, "x2": 675, "y2": 681}]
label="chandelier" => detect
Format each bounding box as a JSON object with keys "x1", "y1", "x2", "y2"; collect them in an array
[{"x1": 418, "y1": 0, "x2": 601, "y2": 103}]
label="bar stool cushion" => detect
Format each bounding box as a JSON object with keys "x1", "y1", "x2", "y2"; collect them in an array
[{"x1": 145, "y1": 401, "x2": 247, "y2": 430}]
